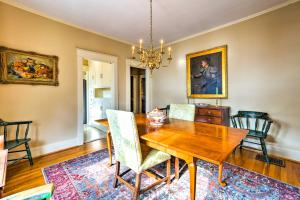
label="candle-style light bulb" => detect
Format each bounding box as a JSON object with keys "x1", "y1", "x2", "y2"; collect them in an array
[
  {"x1": 139, "y1": 39, "x2": 143, "y2": 51},
  {"x1": 131, "y1": 46, "x2": 135, "y2": 58},
  {"x1": 160, "y1": 39, "x2": 164, "y2": 53},
  {"x1": 168, "y1": 47, "x2": 171, "y2": 57}
]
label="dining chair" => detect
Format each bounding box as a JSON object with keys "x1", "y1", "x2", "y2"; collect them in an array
[
  {"x1": 106, "y1": 109, "x2": 171, "y2": 200},
  {"x1": 0, "y1": 120, "x2": 33, "y2": 166},
  {"x1": 2, "y1": 183, "x2": 54, "y2": 200},
  {"x1": 231, "y1": 111, "x2": 273, "y2": 163},
  {"x1": 168, "y1": 104, "x2": 196, "y2": 179},
  {"x1": 169, "y1": 104, "x2": 196, "y2": 121},
  {"x1": 159, "y1": 105, "x2": 170, "y2": 116}
]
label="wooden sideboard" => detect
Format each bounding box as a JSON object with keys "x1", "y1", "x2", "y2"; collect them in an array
[{"x1": 195, "y1": 106, "x2": 230, "y2": 126}]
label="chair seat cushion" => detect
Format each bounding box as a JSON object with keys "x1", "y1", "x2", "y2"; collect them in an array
[
  {"x1": 247, "y1": 130, "x2": 265, "y2": 138},
  {"x1": 139, "y1": 145, "x2": 171, "y2": 173},
  {"x1": 5, "y1": 138, "x2": 31, "y2": 150}
]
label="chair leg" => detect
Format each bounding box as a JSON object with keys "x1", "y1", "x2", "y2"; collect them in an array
[
  {"x1": 166, "y1": 159, "x2": 171, "y2": 184},
  {"x1": 260, "y1": 138, "x2": 270, "y2": 164},
  {"x1": 133, "y1": 173, "x2": 141, "y2": 200},
  {"x1": 25, "y1": 142, "x2": 33, "y2": 166},
  {"x1": 113, "y1": 161, "x2": 120, "y2": 188},
  {"x1": 175, "y1": 157, "x2": 180, "y2": 180},
  {"x1": 232, "y1": 146, "x2": 237, "y2": 154},
  {"x1": 239, "y1": 140, "x2": 244, "y2": 149}
]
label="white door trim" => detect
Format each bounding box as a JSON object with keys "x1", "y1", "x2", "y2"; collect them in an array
[
  {"x1": 77, "y1": 48, "x2": 118, "y2": 145},
  {"x1": 125, "y1": 59, "x2": 152, "y2": 112}
]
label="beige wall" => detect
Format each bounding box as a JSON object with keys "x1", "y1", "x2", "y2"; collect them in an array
[
  {"x1": 0, "y1": 2, "x2": 130, "y2": 155},
  {"x1": 152, "y1": 2, "x2": 300, "y2": 161}
]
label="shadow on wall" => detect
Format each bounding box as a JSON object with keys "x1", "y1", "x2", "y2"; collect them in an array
[{"x1": 266, "y1": 119, "x2": 285, "y2": 144}]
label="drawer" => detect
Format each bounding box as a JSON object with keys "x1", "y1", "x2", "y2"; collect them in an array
[
  {"x1": 195, "y1": 116, "x2": 222, "y2": 125},
  {"x1": 197, "y1": 108, "x2": 222, "y2": 117}
]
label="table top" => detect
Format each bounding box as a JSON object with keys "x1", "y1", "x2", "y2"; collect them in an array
[{"x1": 96, "y1": 114, "x2": 248, "y2": 165}]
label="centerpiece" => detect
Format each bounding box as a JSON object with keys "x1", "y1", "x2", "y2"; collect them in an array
[{"x1": 146, "y1": 108, "x2": 167, "y2": 126}]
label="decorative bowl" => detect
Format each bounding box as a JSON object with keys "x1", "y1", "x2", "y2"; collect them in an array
[{"x1": 146, "y1": 108, "x2": 167, "y2": 126}]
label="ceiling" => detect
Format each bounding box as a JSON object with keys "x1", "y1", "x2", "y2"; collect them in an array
[{"x1": 1, "y1": 0, "x2": 292, "y2": 45}]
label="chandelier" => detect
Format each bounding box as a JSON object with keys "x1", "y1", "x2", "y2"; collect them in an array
[{"x1": 131, "y1": 0, "x2": 172, "y2": 73}]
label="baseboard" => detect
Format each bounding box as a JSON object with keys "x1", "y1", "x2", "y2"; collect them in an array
[
  {"x1": 244, "y1": 141, "x2": 300, "y2": 163},
  {"x1": 30, "y1": 138, "x2": 79, "y2": 158},
  {"x1": 266, "y1": 143, "x2": 300, "y2": 163},
  {"x1": 30, "y1": 138, "x2": 300, "y2": 163}
]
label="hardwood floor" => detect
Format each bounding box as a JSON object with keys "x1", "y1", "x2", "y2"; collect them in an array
[{"x1": 3, "y1": 139, "x2": 300, "y2": 197}]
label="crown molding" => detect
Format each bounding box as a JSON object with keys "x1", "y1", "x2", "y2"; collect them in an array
[
  {"x1": 166, "y1": 0, "x2": 300, "y2": 46},
  {"x1": 1, "y1": 0, "x2": 298, "y2": 47},
  {"x1": 0, "y1": 0, "x2": 133, "y2": 46}
]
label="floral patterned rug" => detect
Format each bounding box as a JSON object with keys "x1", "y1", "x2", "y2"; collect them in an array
[{"x1": 42, "y1": 149, "x2": 300, "y2": 200}]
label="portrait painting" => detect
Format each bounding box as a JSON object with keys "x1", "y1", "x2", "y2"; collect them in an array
[
  {"x1": 186, "y1": 45, "x2": 227, "y2": 98},
  {"x1": 0, "y1": 46, "x2": 59, "y2": 86}
]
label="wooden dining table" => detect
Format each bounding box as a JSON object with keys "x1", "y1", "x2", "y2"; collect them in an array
[{"x1": 96, "y1": 114, "x2": 248, "y2": 200}]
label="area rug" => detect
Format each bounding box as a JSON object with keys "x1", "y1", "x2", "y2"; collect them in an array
[{"x1": 42, "y1": 149, "x2": 300, "y2": 200}]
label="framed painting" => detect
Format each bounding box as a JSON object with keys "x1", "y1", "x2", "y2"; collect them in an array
[
  {"x1": 0, "y1": 46, "x2": 59, "y2": 86},
  {"x1": 186, "y1": 45, "x2": 227, "y2": 98}
]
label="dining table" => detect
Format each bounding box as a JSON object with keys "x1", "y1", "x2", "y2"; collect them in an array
[{"x1": 96, "y1": 114, "x2": 248, "y2": 200}]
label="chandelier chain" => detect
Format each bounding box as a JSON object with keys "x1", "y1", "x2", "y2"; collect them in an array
[
  {"x1": 130, "y1": 0, "x2": 172, "y2": 73},
  {"x1": 150, "y1": 0, "x2": 153, "y2": 49}
]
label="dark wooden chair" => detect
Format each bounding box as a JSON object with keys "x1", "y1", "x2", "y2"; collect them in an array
[
  {"x1": 231, "y1": 111, "x2": 273, "y2": 163},
  {"x1": 159, "y1": 105, "x2": 170, "y2": 116},
  {"x1": 0, "y1": 120, "x2": 33, "y2": 166}
]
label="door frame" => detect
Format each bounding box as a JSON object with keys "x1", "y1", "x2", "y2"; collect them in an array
[
  {"x1": 126, "y1": 59, "x2": 152, "y2": 112},
  {"x1": 77, "y1": 48, "x2": 118, "y2": 145},
  {"x1": 139, "y1": 74, "x2": 146, "y2": 113}
]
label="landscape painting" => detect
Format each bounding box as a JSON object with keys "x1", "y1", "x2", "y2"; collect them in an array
[
  {"x1": 186, "y1": 45, "x2": 227, "y2": 98},
  {"x1": 0, "y1": 46, "x2": 58, "y2": 86}
]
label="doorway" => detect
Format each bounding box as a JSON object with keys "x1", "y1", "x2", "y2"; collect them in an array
[
  {"x1": 125, "y1": 59, "x2": 152, "y2": 113},
  {"x1": 83, "y1": 59, "x2": 115, "y2": 142},
  {"x1": 130, "y1": 67, "x2": 146, "y2": 113},
  {"x1": 77, "y1": 49, "x2": 118, "y2": 145}
]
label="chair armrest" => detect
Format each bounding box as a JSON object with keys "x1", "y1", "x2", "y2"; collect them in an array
[
  {"x1": 2, "y1": 183, "x2": 54, "y2": 200},
  {"x1": 230, "y1": 114, "x2": 239, "y2": 118},
  {"x1": 0, "y1": 121, "x2": 33, "y2": 126},
  {"x1": 159, "y1": 107, "x2": 168, "y2": 111},
  {"x1": 266, "y1": 117, "x2": 273, "y2": 124}
]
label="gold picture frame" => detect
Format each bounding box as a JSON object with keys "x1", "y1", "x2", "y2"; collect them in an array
[
  {"x1": 186, "y1": 45, "x2": 227, "y2": 98},
  {"x1": 0, "y1": 46, "x2": 59, "y2": 86}
]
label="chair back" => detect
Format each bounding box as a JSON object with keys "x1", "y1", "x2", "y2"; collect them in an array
[
  {"x1": 159, "y1": 105, "x2": 170, "y2": 116},
  {"x1": 231, "y1": 111, "x2": 273, "y2": 138},
  {"x1": 0, "y1": 121, "x2": 32, "y2": 143},
  {"x1": 169, "y1": 104, "x2": 195, "y2": 121},
  {"x1": 106, "y1": 110, "x2": 142, "y2": 172}
]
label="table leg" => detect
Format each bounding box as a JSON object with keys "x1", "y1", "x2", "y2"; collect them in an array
[
  {"x1": 106, "y1": 129, "x2": 113, "y2": 167},
  {"x1": 186, "y1": 158, "x2": 197, "y2": 200},
  {"x1": 0, "y1": 187, "x2": 4, "y2": 198},
  {"x1": 218, "y1": 163, "x2": 227, "y2": 187}
]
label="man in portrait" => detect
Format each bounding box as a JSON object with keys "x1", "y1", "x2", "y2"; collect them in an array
[{"x1": 191, "y1": 56, "x2": 221, "y2": 94}]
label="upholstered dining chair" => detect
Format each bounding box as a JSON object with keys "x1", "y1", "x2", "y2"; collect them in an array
[
  {"x1": 231, "y1": 111, "x2": 273, "y2": 163},
  {"x1": 0, "y1": 120, "x2": 33, "y2": 166},
  {"x1": 2, "y1": 183, "x2": 54, "y2": 200},
  {"x1": 106, "y1": 109, "x2": 171, "y2": 200},
  {"x1": 169, "y1": 104, "x2": 196, "y2": 121},
  {"x1": 168, "y1": 104, "x2": 196, "y2": 179}
]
